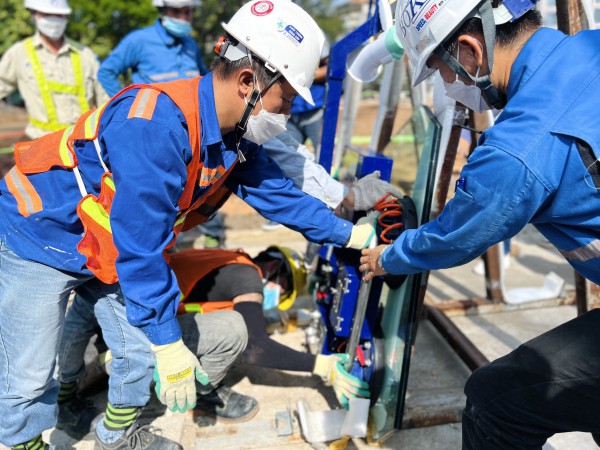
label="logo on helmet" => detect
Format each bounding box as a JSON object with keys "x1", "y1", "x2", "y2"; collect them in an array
[
  {"x1": 398, "y1": 0, "x2": 435, "y2": 36},
  {"x1": 277, "y1": 19, "x2": 304, "y2": 46},
  {"x1": 251, "y1": 1, "x2": 274, "y2": 16}
]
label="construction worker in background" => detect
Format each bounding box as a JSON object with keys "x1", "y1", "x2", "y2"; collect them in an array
[
  {"x1": 264, "y1": 36, "x2": 330, "y2": 231},
  {"x1": 0, "y1": 0, "x2": 377, "y2": 447},
  {"x1": 98, "y1": 0, "x2": 224, "y2": 250},
  {"x1": 359, "y1": 0, "x2": 600, "y2": 448},
  {"x1": 97, "y1": 0, "x2": 208, "y2": 96},
  {"x1": 286, "y1": 37, "x2": 329, "y2": 157},
  {"x1": 0, "y1": 0, "x2": 108, "y2": 139}
]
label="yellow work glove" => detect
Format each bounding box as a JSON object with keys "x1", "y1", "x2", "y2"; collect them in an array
[
  {"x1": 313, "y1": 353, "x2": 370, "y2": 410},
  {"x1": 345, "y1": 211, "x2": 379, "y2": 250},
  {"x1": 151, "y1": 339, "x2": 209, "y2": 413}
]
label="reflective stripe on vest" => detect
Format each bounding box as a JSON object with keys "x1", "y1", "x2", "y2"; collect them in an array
[
  {"x1": 76, "y1": 173, "x2": 118, "y2": 283},
  {"x1": 127, "y1": 88, "x2": 160, "y2": 120},
  {"x1": 4, "y1": 167, "x2": 43, "y2": 217},
  {"x1": 12, "y1": 79, "x2": 203, "y2": 283},
  {"x1": 560, "y1": 239, "x2": 600, "y2": 262},
  {"x1": 24, "y1": 38, "x2": 90, "y2": 132}
]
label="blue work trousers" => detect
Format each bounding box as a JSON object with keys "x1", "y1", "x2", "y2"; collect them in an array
[{"x1": 463, "y1": 309, "x2": 600, "y2": 449}]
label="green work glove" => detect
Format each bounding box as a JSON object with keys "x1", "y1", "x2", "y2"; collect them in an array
[
  {"x1": 151, "y1": 339, "x2": 210, "y2": 413},
  {"x1": 345, "y1": 211, "x2": 379, "y2": 250},
  {"x1": 313, "y1": 353, "x2": 370, "y2": 410}
]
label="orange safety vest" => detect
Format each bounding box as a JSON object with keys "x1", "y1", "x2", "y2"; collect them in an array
[
  {"x1": 166, "y1": 248, "x2": 262, "y2": 314},
  {"x1": 11, "y1": 77, "x2": 236, "y2": 284}
]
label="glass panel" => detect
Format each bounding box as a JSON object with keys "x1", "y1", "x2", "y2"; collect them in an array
[{"x1": 370, "y1": 106, "x2": 442, "y2": 441}]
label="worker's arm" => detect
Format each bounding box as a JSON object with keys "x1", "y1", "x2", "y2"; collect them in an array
[
  {"x1": 262, "y1": 132, "x2": 403, "y2": 211},
  {"x1": 101, "y1": 94, "x2": 190, "y2": 345},
  {"x1": 225, "y1": 144, "x2": 352, "y2": 246},
  {"x1": 0, "y1": 44, "x2": 19, "y2": 101},
  {"x1": 82, "y1": 46, "x2": 110, "y2": 106},
  {"x1": 262, "y1": 132, "x2": 346, "y2": 209},
  {"x1": 97, "y1": 33, "x2": 139, "y2": 97},
  {"x1": 379, "y1": 146, "x2": 550, "y2": 274},
  {"x1": 195, "y1": 45, "x2": 209, "y2": 76}
]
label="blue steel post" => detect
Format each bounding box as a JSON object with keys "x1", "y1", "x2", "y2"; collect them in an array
[{"x1": 319, "y1": 0, "x2": 382, "y2": 173}]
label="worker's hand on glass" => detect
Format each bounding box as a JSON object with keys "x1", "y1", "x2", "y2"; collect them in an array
[
  {"x1": 313, "y1": 353, "x2": 370, "y2": 410},
  {"x1": 343, "y1": 171, "x2": 404, "y2": 211},
  {"x1": 359, "y1": 244, "x2": 389, "y2": 281},
  {"x1": 151, "y1": 338, "x2": 210, "y2": 413},
  {"x1": 345, "y1": 210, "x2": 380, "y2": 249}
]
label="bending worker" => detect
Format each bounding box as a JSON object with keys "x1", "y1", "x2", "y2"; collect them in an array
[
  {"x1": 0, "y1": 0, "x2": 108, "y2": 139},
  {"x1": 0, "y1": 0, "x2": 376, "y2": 448},
  {"x1": 54, "y1": 131, "x2": 403, "y2": 441},
  {"x1": 97, "y1": 0, "x2": 208, "y2": 96},
  {"x1": 359, "y1": 1, "x2": 600, "y2": 449}
]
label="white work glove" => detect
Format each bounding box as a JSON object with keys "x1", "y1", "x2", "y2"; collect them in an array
[
  {"x1": 151, "y1": 339, "x2": 210, "y2": 413},
  {"x1": 345, "y1": 210, "x2": 379, "y2": 249},
  {"x1": 352, "y1": 171, "x2": 404, "y2": 211},
  {"x1": 313, "y1": 354, "x2": 370, "y2": 410}
]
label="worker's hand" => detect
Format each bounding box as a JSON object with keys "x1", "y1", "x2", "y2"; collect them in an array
[
  {"x1": 345, "y1": 211, "x2": 379, "y2": 250},
  {"x1": 313, "y1": 354, "x2": 370, "y2": 410},
  {"x1": 151, "y1": 339, "x2": 209, "y2": 413},
  {"x1": 359, "y1": 244, "x2": 389, "y2": 281},
  {"x1": 351, "y1": 171, "x2": 404, "y2": 211}
]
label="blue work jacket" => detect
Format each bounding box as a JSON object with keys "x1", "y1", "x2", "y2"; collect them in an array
[
  {"x1": 382, "y1": 28, "x2": 600, "y2": 284},
  {"x1": 290, "y1": 83, "x2": 326, "y2": 115},
  {"x1": 98, "y1": 19, "x2": 209, "y2": 97},
  {"x1": 0, "y1": 73, "x2": 351, "y2": 344}
]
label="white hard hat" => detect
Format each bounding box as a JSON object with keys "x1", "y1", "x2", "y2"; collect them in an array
[
  {"x1": 152, "y1": 0, "x2": 200, "y2": 7},
  {"x1": 221, "y1": 0, "x2": 325, "y2": 106},
  {"x1": 395, "y1": 0, "x2": 535, "y2": 86},
  {"x1": 24, "y1": 0, "x2": 71, "y2": 14}
]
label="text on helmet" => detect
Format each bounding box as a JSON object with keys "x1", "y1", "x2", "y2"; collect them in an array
[{"x1": 398, "y1": 0, "x2": 441, "y2": 36}]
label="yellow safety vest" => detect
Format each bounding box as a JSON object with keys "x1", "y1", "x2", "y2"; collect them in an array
[{"x1": 24, "y1": 38, "x2": 90, "y2": 132}]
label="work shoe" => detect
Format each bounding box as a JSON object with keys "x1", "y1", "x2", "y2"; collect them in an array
[
  {"x1": 56, "y1": 395, "x2": 103, "y2": 439},
  {"x1": 195, "y1": 385, "x2": 259, "y2": 423},
  {"x1": 94, "y1": 421, "x2": 182, "y2": 450}
]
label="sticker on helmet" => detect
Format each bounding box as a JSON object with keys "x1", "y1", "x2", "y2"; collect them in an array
[
  {"x1": 277, "y1": 20, "x2": 304, "y2": 46},
  {"x1": 397, "y1": 0, "x2": 437, "y2": 36},
  {"x1": 251, "y1": 1, "x2": 274, "y2": 16}
]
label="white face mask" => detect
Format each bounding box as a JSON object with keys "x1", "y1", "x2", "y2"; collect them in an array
[
  {"x1": 243, "y1": 109, "x2": 288, "y2": 145},
  {"x1": 35, "y1": 16, "x2": 68, "y2": 42},
  {"x1": 442, "y1": 44, "x2": 491, "y2": 113},
  {"x1": 242, "y1": 79, "x2": 288, "y2": 145}
]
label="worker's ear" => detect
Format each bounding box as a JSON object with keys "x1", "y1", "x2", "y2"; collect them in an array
[
  {"x1": 237, "y1": 68, "x2": 255, "y2": 100},
  {"x1": 456, "y1": 34, "x2": 485, "y2": 74}
]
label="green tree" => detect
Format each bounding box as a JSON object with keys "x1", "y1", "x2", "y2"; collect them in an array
[{"x1": 0, "y1": 0, "x2": 34, "y2": 55}]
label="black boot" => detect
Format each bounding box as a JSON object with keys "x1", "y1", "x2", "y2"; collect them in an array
[
  {"x1": 195, "y1": 385, "x2": 259, "y2": 423},
  {"x1": 56, "y1": 395, "x2": 103, "y2": 439}
]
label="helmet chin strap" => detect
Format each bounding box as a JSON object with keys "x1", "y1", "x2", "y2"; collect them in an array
[
  {"x1": 234, "y1": 53, "x2": 282, "y2": 161},
  {"x1": 434, "y1": 1, "x2": 507, "y2": 110}
]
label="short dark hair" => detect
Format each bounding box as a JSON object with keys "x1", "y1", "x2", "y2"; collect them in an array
[
  {"x1": 211, "y1": 34, "x2": 281, "y2": 89},
  {"x1": 444, "y1": 9, "x2": 543, "y2": 52}
]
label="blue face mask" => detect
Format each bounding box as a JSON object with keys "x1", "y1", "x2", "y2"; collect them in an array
[{"x1": 162, "y1": 16, "x2": 192, "y2": 38}]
